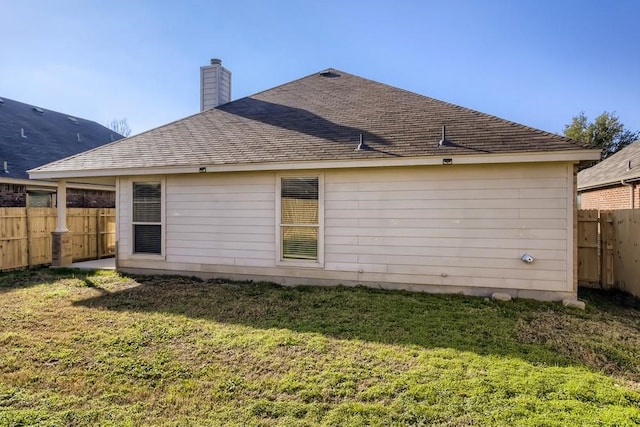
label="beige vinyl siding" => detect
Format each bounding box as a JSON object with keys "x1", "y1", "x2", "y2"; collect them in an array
[
  {"x1": 323, "y1": 163, "x2": 571, "y2": 292},
  {"x1": 118, "y1": 161, "x2": 574, "y2": 296},
  {"x1": 117, "y1": 173, "x2": 276, "y2": 266},
  {"x1": 164, "y1": 173, "x2": 275, "y2": 266}
]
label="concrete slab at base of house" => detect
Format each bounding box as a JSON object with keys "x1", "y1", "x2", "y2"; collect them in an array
[
  {"x1": 70, "y1": 258, "x2": 116, "y2": 270},
  {"x1": 117, "y1": 266, "x2": 577, "y2": 302}
]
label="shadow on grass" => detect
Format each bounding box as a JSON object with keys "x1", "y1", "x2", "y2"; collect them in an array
[
  {"x1": 0, "y1": 268, "x2": 106, "y2": 294},
  {"x1": 72, "y1": 275, "x2": 580, "y2": 366},
  {"x1": 579, "y1": 287, "x2": 640, "y2": 313}
]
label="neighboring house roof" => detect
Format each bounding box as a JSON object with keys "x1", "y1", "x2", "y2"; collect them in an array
[
  {"x1": 30, "y1": 69, "x2": 597, "y2": 178},
  {"x1": 577, "y1": 140, "x2": 640, "y2": 191},
  {"x1": 0, "y1": 96, "x2": 122, "y2": 180}
]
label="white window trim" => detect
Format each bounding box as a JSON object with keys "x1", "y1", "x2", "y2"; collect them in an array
[
  {"x1": 130, "y1": 177, "x2": 166, "y2": 260},
  {"x1": 275, "y1": 172, "x2": 324, "y2": 268}
]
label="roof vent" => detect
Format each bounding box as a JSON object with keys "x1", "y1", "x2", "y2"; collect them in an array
[
  {"x1": 21, "y1": 128, "x2": 27, "y2": 138},
  {"x1": 355, "y1": 134, "x2": 368, "y2": 151},
  {"x1": 77, "y1": 132, "x2": 81, "y2": 142},
  {"x1": 0, "y1": 98, "x2": 4, "y2": 104},
  {"x1": 319, "y1": 69, "x2": 340, "y2": 78},
  {"x1": 627, "y1": 160, "x2": 632, "y2": 171},
  {"x1": 3, "y1": 161, "x2": 8, "y2": 174},
  {"x1": 438, "y1": 125, "x2": 447, "y2": 147},
  {"x1": 67, "y1": 117, "x2": 78, "y2": 124},
  {"x1": 32, "y1": 107, "x2": 44, "y2": 114}
]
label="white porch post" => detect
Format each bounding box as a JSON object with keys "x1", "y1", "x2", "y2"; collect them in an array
[
  {"x1": 51, "y1": 179, "x2": 72, "y2": 266},
  {"x1": 55, "y1": 180, "x2": 68, "y2": 232}
]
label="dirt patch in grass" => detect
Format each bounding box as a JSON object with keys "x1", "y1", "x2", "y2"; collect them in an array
[{"x1": 517, "y1": 289, "x2": 640, "y2": 389}]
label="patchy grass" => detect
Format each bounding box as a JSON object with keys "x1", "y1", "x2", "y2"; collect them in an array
[{"x1": 0, "y1": 269, "x2": 639, "y2": 426}]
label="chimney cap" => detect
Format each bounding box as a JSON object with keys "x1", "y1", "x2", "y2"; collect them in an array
[{"x1": 210, "y1": 58, "x2": 222, "y2": 65}]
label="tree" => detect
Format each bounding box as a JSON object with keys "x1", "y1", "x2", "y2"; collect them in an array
[
  {"x1": 106, "y1": 118, "x2": 132, "y2": 137},
  {"x1": 564, "y1": 111, "x2": 639, "y2": 160}
]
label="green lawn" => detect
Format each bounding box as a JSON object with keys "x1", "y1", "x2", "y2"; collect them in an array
[{"x1": 0, "y1": 269, "x2": 639, "y2": 426}]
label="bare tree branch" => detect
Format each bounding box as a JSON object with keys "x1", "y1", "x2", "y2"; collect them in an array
[{"x1": 107, "y1": 118, "x2": 132, "y2": 137}]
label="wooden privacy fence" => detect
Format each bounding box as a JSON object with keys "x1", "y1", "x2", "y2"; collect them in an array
[
  {"x1": 0, "y1": 208, "x2": 115, "y2": 271},
  {"x1": 577, "y1": 209, "x2": 640, "y2": 298}
]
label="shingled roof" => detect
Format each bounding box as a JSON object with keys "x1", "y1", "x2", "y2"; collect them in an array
[
  {"x1": 578, "y1": 140, "x2": 640, "y2": 191},
  {"x1": 0, "y1": 96, "x2": 122, "y2": 179},
  {"x1": 30, "y1": 69, "x2": 594, "y2": 176}
]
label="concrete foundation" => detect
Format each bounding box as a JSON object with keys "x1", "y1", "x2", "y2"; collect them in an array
[{"x1": 117, "y1": 266, "x2": 578, "y2": 302}]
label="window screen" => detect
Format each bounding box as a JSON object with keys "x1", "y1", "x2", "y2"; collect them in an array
[
  {"x1": 280, "y1": 177, "x2": 319, "y2": 260},
  {"x1": 133, "y1": 182, "x2": 161, "y2": 254}
]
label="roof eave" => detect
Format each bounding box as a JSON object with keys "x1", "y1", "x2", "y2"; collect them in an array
[
  {"x1": 0, "y1": 176, "x2": 115, "y2": 191},
  {"x1": 29, "y1": 149, "x2": 601, "y2": 180},
  {"x1": 578, "y1": 175, "x2": 640, "y2": 192}
]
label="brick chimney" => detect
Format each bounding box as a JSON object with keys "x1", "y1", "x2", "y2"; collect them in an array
[{"x1": 200, "y1": 58, "x2": 231, "y2": 111}]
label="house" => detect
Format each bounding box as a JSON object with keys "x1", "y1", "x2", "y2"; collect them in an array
[
  {"x1": 29, "y1": 59, "x2": 600, "y2": 301},
  {"x1": 577, "y1": 140, "x2": 640, "y2": 210},
  {"x1": 0, "y1": 96, "x2": 122, "y2": 207}
]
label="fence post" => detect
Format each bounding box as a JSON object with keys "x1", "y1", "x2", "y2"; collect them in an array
[
  {"x1": 25, "y1": 206, "x2": 32, "y2": 268},
  {"x1": 97, "y1": 208, "x2": 101, "y2": 259},
  {"x1": 600, "y1": 210, "x2": 614, "y2": 289}
]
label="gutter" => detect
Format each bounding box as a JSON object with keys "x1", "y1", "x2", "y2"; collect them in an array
[{"x1": 621, "y1": 179, "x2": 636, "y2": 209}]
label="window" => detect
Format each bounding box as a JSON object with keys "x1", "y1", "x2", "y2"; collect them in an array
[
  {"x1": 27, "y1": 191, "x2": 54, "y2": 207},
  {"x1": 132, "y1": 181, "x2": 162, "y2": 255},
  {"x1": 279, "y1": 176, "x2": 321, "y2": 262}
]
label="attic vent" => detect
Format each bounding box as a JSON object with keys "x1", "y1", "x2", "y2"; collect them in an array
[
  {"x1": 319, "y1": 69, "x2": 340, "y2": 78},
  {"x1": 67, "y1": 117, "x2": 78, "y2": 124},
  {"x1": 32, "y1": 107, "x2": 44, "y2": 114}
]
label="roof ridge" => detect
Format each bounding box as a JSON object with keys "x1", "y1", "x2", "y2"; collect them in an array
[{"x1": 226, "y1": 67, "x2": 343, "y2": 102}]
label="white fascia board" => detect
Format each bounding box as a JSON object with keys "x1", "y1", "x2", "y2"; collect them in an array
[
  {"x1": 0, "y1": 177, "x2": 115, "y2": 191},
  {"x1": 28, "y1": 149, "x2": 601, "y2": 180}
]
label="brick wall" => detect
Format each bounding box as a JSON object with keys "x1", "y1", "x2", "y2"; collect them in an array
[
  {"x1": 0, "y1": 184, "x2": 27, "y2": 207},
  {"x1": 580, "y1": 184, "x2": 640, "y2": 210},
  {"x1": 0, "y1": 184, "x2": 114, "y2": 208},
  {"x1": 67, "y1": 189, "x2": 115, "y2": 208}
]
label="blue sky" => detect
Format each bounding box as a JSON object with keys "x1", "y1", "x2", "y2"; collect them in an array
[{"x1": 1, "y1": 0, "x2": 638, "y2": 137}]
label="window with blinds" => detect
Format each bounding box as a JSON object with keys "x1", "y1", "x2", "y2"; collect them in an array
[
  {"x1": 132, "y1": 181, "x2": 162, "y2": 254},
  {"x1": 280, "y1": 177, "x2": 319, "y2": 260}
]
